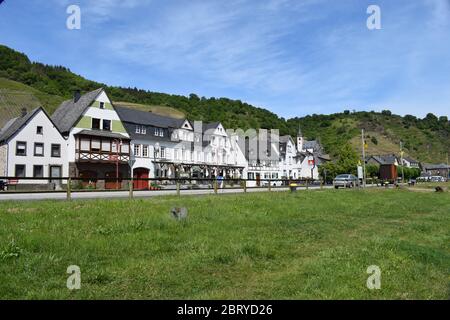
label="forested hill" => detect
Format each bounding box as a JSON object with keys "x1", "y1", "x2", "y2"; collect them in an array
[{"x1": 1, "y1": 44, "x2": 449, "y2": 163}]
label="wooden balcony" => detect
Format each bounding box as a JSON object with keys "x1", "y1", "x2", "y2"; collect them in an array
[{"x1": 75, "y1": 150, "x2": 130, "y2": 163}]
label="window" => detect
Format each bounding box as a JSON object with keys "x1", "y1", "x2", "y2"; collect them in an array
[
  {"x1": 92, "y1": 118, "x2": 101, "y2": 130},
  {"x1": 80, "y1": 138, "x2": 90, "y2": 151},
  {"x1": 33, "y1": 165, "x2": 44, "y2": 178},
  {"x1": 134, "y1": 144, "x2": 141, "y2": 157},
  {"x1": 103, "y1": 119, "x2": 111, "y2": 131},
  {"x1": 15, "y1": 165, "x2": 26, "y2": 177},
  {"x1": 99, "y1": 102, "x2": 105, "y2": 109},
  {"x1": 36, "y1": 126, "x2": 43, "y2": 135},
  {"x1": 160, "y1": 147, "x2": 165, "y2": 159},
  {"x1": 135, "y1": 125, "x2": 146, "y2": 134},
  {"x1": 34, "y1": 143, "x2": 44, "y2": 156},
  {"x1": 154, "y1": 128, "x2": 163, "y2": 137},
  {"x1": 91, "y1": 139, "x2": 100, "y2": 152},
  {"x1": 16, "y1": 141, "x2": 27, "y2": 156},
  {"x1": 51, "y1": 144, "x2": 61, "y2": 157},
  {"x1": 142, "y1": 145, "x2": 149, "y2": 158}
]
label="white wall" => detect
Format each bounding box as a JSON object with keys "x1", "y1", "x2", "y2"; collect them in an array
[
  {"x1": 67, "y1": 91, "x2": 130, "y2": 163},
  {"x1": 7, "y1": 110, "x2": 67, "y2": 184}
]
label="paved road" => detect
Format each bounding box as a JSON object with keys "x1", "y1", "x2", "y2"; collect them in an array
[{"x1": 0, "y1": 185, "x2": 337, "y2": 201}]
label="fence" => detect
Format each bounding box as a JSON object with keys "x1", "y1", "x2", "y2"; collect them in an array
[{"x1": 0, "y1": 176, "x2": 326, "y2": 199}]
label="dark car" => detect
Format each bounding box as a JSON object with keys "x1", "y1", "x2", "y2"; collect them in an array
[{"x1": 333, "y1": 174, "x2": 359, "y2": 189}]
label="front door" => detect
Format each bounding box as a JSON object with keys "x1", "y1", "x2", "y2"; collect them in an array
[
  {"x1": 50, "y1": 166, "x2": 62, "y2": 189},
  {"x1": 105, "y1": 171, "x2": 122, "y2": 190},
  {"x1": 256, "y1": 173, "x2": 261, "y2": 187},
  {"x1": 133, "y1": 168, "x2": 149, "y2": 190}
]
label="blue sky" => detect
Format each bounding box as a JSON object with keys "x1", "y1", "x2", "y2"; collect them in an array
[{"x1": 0, "y1": 0, "x2": 449, "y2": 118}]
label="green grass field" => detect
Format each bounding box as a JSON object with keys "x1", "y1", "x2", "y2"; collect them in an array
[{"x1": 0, "y1": 189, "x2": 449, "y2": 299}]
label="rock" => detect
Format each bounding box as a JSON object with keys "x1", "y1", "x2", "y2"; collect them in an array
[
  {"x1": 171, "y1": 207, "x2": 188, "y2": 220},
  {"x1": 435, "y1": 186, "x2": 444, "y2": 193}
]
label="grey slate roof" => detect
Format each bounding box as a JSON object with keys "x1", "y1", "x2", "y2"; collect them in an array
[
  {"x1": 203, "y1": 122, "x2": 221, "y2": 131},
  {"x1": 115, "y1": 106, "x2": 185, "y2": 128},
  {"x1": 403, "y1": 157, "x2": 419, "y2": 164},
  {"x1": 423, "y1": 163, "x2": 450, "y2": 170},
  {"x1": 303, "y1": 140, "x2": 321, "y2": 151},
  {"x1": 0, "y1": 107, "x2": 41, "y2": 143},
  {"x1": 75, "y1": 129, "x2": 130, "y2": 140},
  {"x1": 368, "y1": 154, "x2": 398, "y2": 165},
  {"x1": 51, "y1": 88, "x2": 104, "y2": 134},
  {"x1": 279, "y1": 135, "x2": 293, "y2": 143}
]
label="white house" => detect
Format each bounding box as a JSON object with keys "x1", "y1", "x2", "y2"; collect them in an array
[
  {"x1": 115, "y1": 105, "x2": 247, "y2": 189},
  {"x1": 279, "y1": 135, "x2": 301, "y2": 180},
  {"x1": 0, "y1": 107, "x2": 67, "y2": 188},
  {"x1": 295, "y1": 129, "x2": 330, "y2": 180},
  {"x1": 402, "y1": 157, "x2": 420, "y2": 169},
  {"x1": 51, "y1": 88, "x2": 131, "y2": 189}
]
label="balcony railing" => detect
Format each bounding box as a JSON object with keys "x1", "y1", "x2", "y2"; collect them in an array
[{"x1": 76, "y1": 150, "x2": 130, "y2": 163}]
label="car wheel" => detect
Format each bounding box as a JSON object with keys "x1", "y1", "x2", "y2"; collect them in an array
[{"x1": 334, "y1": 186, "x2": 338, "y2": 189}]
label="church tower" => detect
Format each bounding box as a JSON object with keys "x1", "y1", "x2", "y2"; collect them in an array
[{"x1": 296, "y1": 125, "x2": 304, "y2": 152}]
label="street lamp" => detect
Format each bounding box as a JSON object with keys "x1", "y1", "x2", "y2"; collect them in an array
[
  {"x1": 154, "y1": 142, "x2": 160, "y2": 177},
  {"x1": 113, "y1": 139, "x2": 122, "y2": 190}
]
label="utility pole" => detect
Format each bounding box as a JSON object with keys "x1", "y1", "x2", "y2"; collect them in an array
[
  {"x1": 447, "y1": 152, "x2": 449, "y2": 180},
  {"x1": 361, "y1": 129, "x2": 366, "y2": 188},
  {"x1": 400, "y1": 141, "x2": 405, "y2": 183}
]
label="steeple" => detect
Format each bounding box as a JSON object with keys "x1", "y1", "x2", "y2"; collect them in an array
[{"x1": 297, "y1": 125, "x2": 304, "y2": 151}]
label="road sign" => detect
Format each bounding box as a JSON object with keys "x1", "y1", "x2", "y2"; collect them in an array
[
  {"x1": 109, "y1": 155, "x2": 119, "y2": 161},
  {"x1": 357, "y1": 166, "x2": 363, "y2": 179}
]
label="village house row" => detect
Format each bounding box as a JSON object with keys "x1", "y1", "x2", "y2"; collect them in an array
[{"x1": 0, "y1": 88, "x2": 330, "y2": 190}]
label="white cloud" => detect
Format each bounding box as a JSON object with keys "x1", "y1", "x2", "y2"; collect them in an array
[{"x1": 106, "y1": 0, "x2": 323, "y2": 94}]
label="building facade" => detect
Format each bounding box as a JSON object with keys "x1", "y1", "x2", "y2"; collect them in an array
[
  {"x1": 51, "y1": 89, "x2": 131, "y2": 189},
  {"x1": 116, "y1": 106, "x2": 247, "y2": 189},
  {"x1": 0, "y1": 107, "x2": 67, "y2": 189},
  {"x1": 0, "y1": 88, "x2": 331, "y2": 189}
]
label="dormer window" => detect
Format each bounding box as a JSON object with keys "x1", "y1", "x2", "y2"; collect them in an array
[
  {"x1": 135, "y1": 125, "x2": 146, "y2": 134},
  {"x1": 99, "y1": 102, "x2": 105, "y2": 109},
  {"x1": 36, "y1": 126, "x2": 43, "y2": 135},
  {"x1": 154, "y1": 128, "x2": 164, "y2": 137}
]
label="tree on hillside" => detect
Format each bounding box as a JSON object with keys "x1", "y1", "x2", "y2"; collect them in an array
[{"x1": 319, "y1": 144, "x2": 359, "y2": 181}]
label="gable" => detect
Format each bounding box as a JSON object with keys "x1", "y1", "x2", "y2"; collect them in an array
[
  {"x1": 182, "y1": 120, "x2": 193, "y2": 130},
  {"x1": 89, "y1": 91, "x2": 114, "y2": 110},
  {"x1": 7, "y1": 109, "x2": 64, "y2": 143}
]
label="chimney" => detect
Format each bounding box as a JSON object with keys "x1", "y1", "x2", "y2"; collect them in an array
[
  {"x1": 73, "y1": 90, "x2": 81, "y2": 103},
  {"x1": 21, "y1": 108, "x2": 27, "y2": 117}
]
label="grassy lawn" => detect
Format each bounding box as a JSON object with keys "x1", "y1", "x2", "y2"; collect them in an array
[
  {"x1": 0, "y1": 189, "x2": 449, "y2": 299},
  {"x1": 412, "y1": 181, "x2": 450, "y2": 191}
]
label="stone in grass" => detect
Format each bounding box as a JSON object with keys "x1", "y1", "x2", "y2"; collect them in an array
[
  {"x1": 171, "y1": 207, "x2": 188, "y2": 220},
  {"x1": 435, "y1": 186, "x2": 444, "y2": 193}
]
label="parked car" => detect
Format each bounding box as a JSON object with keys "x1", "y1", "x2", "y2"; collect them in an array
[
  {"x1": 333, "y1": 174, "x2": 359, "y2": 189},
  {"x1": 261, "y1": 180, "x2": 283, "y2": 187},
  {"x1": 430, "y1": 176, "x2": 446, "y2": 182}
]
